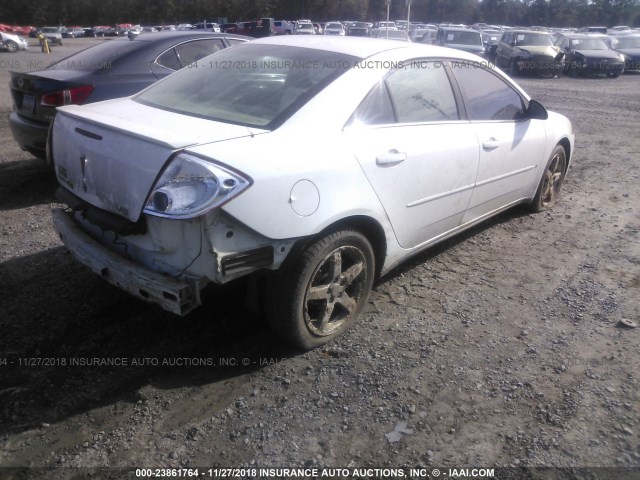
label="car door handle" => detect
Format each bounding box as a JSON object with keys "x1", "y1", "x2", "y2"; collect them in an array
[
  {"x1": 376, "y1": 150, "x2": 407, "y2": 166},
  {"x1": 482, "y1": 138, "x2": 500, "y2": 150}
]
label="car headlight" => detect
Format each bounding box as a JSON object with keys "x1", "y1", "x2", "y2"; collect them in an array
[
  {"x1": 517, "y1": 49, "x2": 532, "y2": 57},
  {"x1": 144, "y1": 152, "x2": 251, "y2": 219},
  {"x1": 619, "y1": 53, "x2": 626, "y2": 62}
]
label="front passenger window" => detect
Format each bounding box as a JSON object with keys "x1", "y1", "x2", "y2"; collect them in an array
[{"x1": 451, "y1": 62, "x2": 525, "y2": 121}]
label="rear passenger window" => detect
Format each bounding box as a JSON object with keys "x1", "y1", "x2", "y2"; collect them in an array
[
  {"x1": 451, "y1": 62, "x2": 525, "y2": 121},
  {"x1": 385, "y1": 61, "x2": 459, "y2": 123},
  {"x1": 347, "y1": 81, "x2": 395, "y2": 126},
  {"x1": 175, "y1": 39, "x2": 226, "y2": 66},
  {"x1": 156, "y1": 39, "x2": 227, "y2": 70},
  {"x1": 347, "y1": 61, "x2": 459, "y2": 126},
  {"x1": 156, "y1": 48, "x2": 181, "y2": 70}
]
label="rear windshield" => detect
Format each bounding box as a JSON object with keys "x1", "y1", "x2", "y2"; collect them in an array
[
  {"x1": 614, "y1": 36, "x2": 640, "y2": 48},
  {"x1": 445, "y1": 31, "x2": 481, "y2": 45},
  {"x1": 134, "y1": 44, "x2": 359, "y2": 129},
  {"x1": 570, "y1": 38, "x2": 608, "y2": 50},
  {"x1": 48, "y1": 38, "x2": 143, "y2": 71},
  {"x1": 515, "y1": 33, "x2": 554, "y2": 46}
]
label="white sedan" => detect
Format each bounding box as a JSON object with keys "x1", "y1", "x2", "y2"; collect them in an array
[
  {"x1": 50, "y1": 36, "x2": 575, "y2": 350},
  {"x1": 324, "y1": 22, "x2": 346, "y2": 35}
]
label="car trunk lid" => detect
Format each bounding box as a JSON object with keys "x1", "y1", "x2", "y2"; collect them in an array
[
  {"x1": 10, "y1": 70, "x2": 93, "y2": 123},
  {"x1": 52, "y1": 98, "x2": 262, "y2": 222}
]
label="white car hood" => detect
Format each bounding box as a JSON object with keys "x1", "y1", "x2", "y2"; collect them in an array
[{"x1": 53, "y1": 98, "x2": 263, "y2": 222}]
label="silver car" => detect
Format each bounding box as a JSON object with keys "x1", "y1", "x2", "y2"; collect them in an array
[
  {"x1": 40, "y1": 26, "x2": 64, "y2": 46},
  {"x1": 0, "y1": 32, "x2": 29, "y2": 52}
]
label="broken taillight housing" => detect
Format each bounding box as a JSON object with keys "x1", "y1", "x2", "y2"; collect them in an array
[{"x1": 40, "y1": 85, "x2": 94, "y2": 107}]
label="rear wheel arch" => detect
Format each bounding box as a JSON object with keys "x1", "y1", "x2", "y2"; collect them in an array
[
  {"x1": 281, "y1": 215, "x2": 387, "y2": 280},
  {"x1": 262, "y1": 216, "x2": 387, "y2": 350}
]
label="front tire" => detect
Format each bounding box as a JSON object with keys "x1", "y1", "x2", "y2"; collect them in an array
[
  {"x1": 5, "y1": 40, "x2": 18, "y2": 53},
  {"x1": 529, "y1": 145, "x2": 567, "y2": 212},
  {"x1": 266, "y1": 229, "x2": 375, "y2": 350},
  {"x1": 509, "y1": 60, "x2": 519, "y2": 76}
]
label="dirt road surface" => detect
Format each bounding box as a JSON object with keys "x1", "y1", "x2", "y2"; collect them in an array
[{"x1": 0, "y1": 39, "x2": 638, "y2": 478}]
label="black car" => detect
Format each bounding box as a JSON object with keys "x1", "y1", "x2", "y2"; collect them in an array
[
  {"x1": 9, "y1": 32, "x2": 250, "y2": 160},
  {"x1": 433, "y1": 27, "x2": 485, "y2": 56},
  {"x1": 480, "y1": 29, "x2": 502, "y2": 59},
  {"x1": 346, "y1": 22, "x2": 370, "y2": 37},
  {"x1": 608, "y1": 34, "x2": 640, "y2": 71},
  {"x1": 557, "y1": 34, "x2": 625, "y2": 77}
]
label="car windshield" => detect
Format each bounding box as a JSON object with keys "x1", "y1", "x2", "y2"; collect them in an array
[
  {"x1": 515, "y1": 33, "x2": 553, "y2": 46},
  {"x1": 615, "y1": 36, "x2": 640, "y2": 48},
  {"x1": 47, "y1": 38, "x2": 142, "y2": 71},
  {"x1": 134, "y1": 44, "x2": 359, "y2": 129},
  {"x1": 445, "y1": 31, "x2": 481, "y2": 45},
  {"x1": 299, "y1": 24, "x2": 313, "y2": 30},
  {"x1": 326, "y1": 23, "x2": 342, "y2": 29},
  {"x1": 570, "y1": 38, "x2": 608, "y2": 50}
]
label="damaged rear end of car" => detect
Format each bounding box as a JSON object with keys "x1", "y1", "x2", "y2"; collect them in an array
[{"x1": 50, "y1": 102, "x2": 295, "y2": 316}]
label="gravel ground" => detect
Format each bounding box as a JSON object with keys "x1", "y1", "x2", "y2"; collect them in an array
[{"x1": 0, "y1": 40, "x2": 639, "y2": 479}]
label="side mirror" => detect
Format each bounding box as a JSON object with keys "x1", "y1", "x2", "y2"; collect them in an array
[{"x1": 526, "y1": 99, "x2": 548, "y2": 120}]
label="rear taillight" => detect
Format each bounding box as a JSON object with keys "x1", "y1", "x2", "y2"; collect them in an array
[{"x1": 40, "y1": 85, "x2": 94, "y2": 107}]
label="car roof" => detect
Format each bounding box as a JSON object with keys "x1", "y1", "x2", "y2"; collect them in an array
[
  {"x1": 131, "y1": 31, "x2": 248, "y2": 42},
  {"x1": 510, "y1": 29, "x2": 550, "y2": 35},
  {"x1": 439, "y1": 27, "x2": 475, "y2": 33},
  {"x1": 247, "y1": 35, "x2": 486, "y2": 62},
  {"x1": 249, "y1": 35, "x2": 420, "y2": 57},
  {"x1": 560, "y1": 34, "x2": 604, "y2": 40}
]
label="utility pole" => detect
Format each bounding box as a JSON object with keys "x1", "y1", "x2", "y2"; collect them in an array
[{"x1": 385, "y1": 0, "x2": 391, "y2": 38}]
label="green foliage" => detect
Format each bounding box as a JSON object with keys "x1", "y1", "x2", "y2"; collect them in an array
[{"x1": 0, "y1": 0, "x2": 638, "y2": 27}]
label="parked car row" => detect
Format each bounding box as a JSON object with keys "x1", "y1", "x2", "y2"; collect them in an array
[
  {"x1": 490, "y1": 29, "x2": 634, "y2": 77},
  {"x1": 410, "y1": 25, "x2": 637, "y2": 79}
]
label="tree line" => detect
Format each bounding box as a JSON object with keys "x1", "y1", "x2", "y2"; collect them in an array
[{"x1": 1, "y1": 0, "x2": 639, "y2": 28}]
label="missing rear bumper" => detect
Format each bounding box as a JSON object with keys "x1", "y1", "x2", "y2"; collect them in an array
[{"x1": 52, "y1": 208, "x2": 201, "y2": 316}]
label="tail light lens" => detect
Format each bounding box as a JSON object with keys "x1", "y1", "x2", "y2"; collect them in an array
[
  {"x1": 144, "y1": 153, "x2": 252, "y2": 219},
  {"x1": 41, "y1": 85, "x2": 94, "y2": 107}
]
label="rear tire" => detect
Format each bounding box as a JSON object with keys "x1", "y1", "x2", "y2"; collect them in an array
[
  {"x1": 529, "y1": 145, "x2": 567, "y2": 212},
  {"x1": 265, "y1": 229, "x2": 375, "y2": 350}
]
